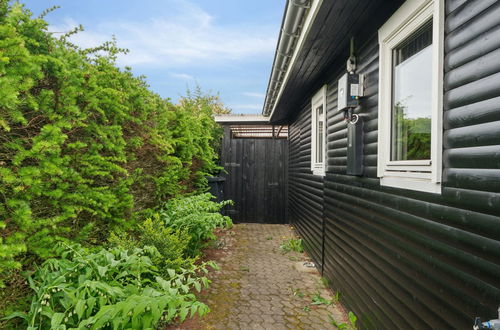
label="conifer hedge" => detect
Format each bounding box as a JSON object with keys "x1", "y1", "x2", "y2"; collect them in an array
[{"x1": 0, "y1": 2, "x2": 223, "y2": 287}]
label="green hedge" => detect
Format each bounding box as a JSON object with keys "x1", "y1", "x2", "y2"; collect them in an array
[{"x1": 0, "y1": 2, "x2": 223, "y2": 286}]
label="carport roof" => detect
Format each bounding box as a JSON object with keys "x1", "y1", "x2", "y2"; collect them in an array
[{"x1": 214, "y1": 114, "x2": 270, "y2": 125}]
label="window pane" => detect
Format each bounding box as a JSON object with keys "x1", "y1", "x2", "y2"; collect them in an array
[
  {"x1": 317, "y1": 121, "x2": 323, "y2": 163},
  {"x1": 316, "y1": 105, "x2": 323, "y2": 164},
  {"x1": 391, "y1": 22, "x2": 432, "y2": 161}
]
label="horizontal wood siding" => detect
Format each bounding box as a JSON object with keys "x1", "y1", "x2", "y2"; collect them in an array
[
  {"x1": 287, "y1": 1, "x2": 500, "y2": 328},
  {"x1": 288, "y1": 102, "x2": 324, "y2": 269}
]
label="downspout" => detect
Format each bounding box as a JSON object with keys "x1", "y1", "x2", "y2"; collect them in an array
[{"x1": 263, "y1": 0, "x2": 311, "y2": 117}]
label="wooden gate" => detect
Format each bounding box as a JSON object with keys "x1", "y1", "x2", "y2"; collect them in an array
[{"x1": 220, "y1": 125, "x2": 288, "y2": 223}]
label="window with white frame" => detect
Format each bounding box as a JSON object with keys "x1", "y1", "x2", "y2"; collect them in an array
[
  {"x1": 311, "y1": 86, "x2": 327, "y2": 176},
  {"x1": 377, "y1": 0, "x2": 444, "y2": 193}
]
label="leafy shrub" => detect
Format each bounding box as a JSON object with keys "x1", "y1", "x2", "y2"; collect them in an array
[
  {"x1": 4, "y1": 244, "x2": 213, "y2": 329},
  {"x1": 109, "y1": 215, "x2": 194, "y2": 272},
  {"x1": 159, "y1": 194, "x2": 233, "y2": 255},
  {"x1": 0, "y1": 2, "x2": 224, "y2": 285}
]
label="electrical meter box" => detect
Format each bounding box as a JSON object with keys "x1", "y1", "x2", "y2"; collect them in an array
[{"x1": 337, "y1": 73, "x2": 364, "y2": 111}]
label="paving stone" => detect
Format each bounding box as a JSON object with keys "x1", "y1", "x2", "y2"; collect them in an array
[
  {"x1": 238, "y1": 321, "x2": 251, "y2": 329},
  {"x1": 263, "y1": 322, "x2": 284, "y2": 330},
  {"x1": 172, "y1": 224, "x2": 348, "y2": 329},
  {"x1": 226, "y1": 322, "x2": 239, "y2": 329},
  {"x1": 260, "y1": 314, "x2": 275, "y2": 324}
]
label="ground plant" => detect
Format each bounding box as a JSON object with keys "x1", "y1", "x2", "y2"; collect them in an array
[
  {"x1": 280, "y1": 238, "x2": 304, "y2": 254},
  {"x1": 4, "y1": 244, "x2": 213, "y2": 328},
  {"x1": 311, "y1": 293, "x2": 332, "y2": 306},
  {"x1": 331, "y1": 291, "x2": 341, "y2": 303},
  {"x1": 330, "y1": 311, "x2": 358, "y2": 330},
  {"x1": 292, "y1": 288, "x2": 305, "y2": 298}
]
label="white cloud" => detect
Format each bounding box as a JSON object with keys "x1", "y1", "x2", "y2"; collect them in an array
[
  {"x1": 243, "y1": 92, "x2": 265, "y2": 98},
  {"x1": 48, "y1": 17, "x2": 109, "y2": 48},
  {"x1": 49, "y1": 1, "x2": 276, "y2": 68},
  {"x1": 170, "y1": 73, "x2": 194, "y2": 80}
]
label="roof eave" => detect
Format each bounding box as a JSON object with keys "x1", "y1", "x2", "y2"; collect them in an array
[{"x1": 262, "y1": 0, "x2": 323, "y2": 122}]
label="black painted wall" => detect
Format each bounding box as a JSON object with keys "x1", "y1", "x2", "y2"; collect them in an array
[
  {"x1": 288, "y1": 106, "x2": 325, "y2": 269},
  {"x1": 287, "y1": 0, "x2": 500, "y2": 328}
]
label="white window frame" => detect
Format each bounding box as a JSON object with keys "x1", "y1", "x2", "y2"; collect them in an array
[
  {"x1": 377, "y1": 0, "x2": 444, "y2": 194},
  {"x1": 311, "y1": 85, "x2": 327, "y2": 176}
]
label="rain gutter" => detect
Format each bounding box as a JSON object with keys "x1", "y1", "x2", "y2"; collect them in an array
[{"x1": 262, "y1": 0, "x2": 323, "y2": 120}]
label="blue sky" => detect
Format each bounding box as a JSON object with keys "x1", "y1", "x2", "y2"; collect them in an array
[{"x1": 20, "y1": 0, "x2": 284, "y2": 114}]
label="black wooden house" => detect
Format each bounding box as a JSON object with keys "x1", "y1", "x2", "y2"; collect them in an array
[{"x1": 217, "y1": 0, "x2": 500, "y2": 328}]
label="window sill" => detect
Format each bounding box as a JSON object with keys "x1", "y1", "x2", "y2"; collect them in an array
[
  {"x1": 312, "y1": 169, "x2": 325, "y2": 177},
  {"x1": 380, "y1": 176, "x2": 441, "y2": 194}
]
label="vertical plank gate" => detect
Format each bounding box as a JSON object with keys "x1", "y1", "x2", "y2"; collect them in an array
[{"x1": 220, "y1": 124, "x2": 288, "y2": 223}]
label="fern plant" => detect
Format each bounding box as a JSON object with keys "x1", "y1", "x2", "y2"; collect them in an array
[
  {"x1": 159, "y1": 193, "x2": 233, "y2": 255},
  {"x1": 108, "y1": 215, "x2": 195, "y2": 272}
]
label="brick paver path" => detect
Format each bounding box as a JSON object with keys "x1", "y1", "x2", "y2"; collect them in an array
[{"x1": 193, "y1": 223, "x2": 348, "y2": 329}]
